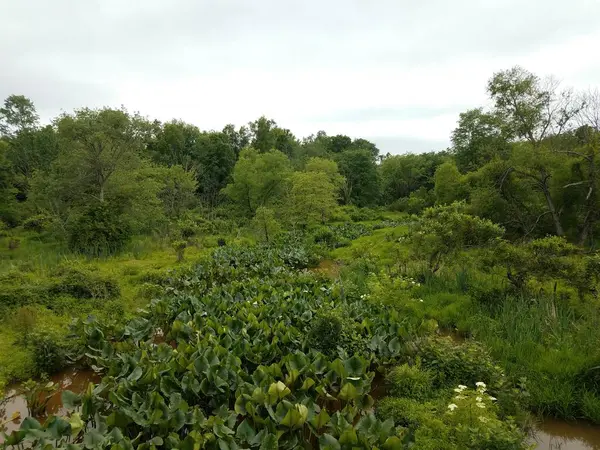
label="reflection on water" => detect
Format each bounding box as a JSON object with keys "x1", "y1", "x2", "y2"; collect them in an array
[
  {"x1": 532, "y1": 418, "x2": 600, "y2": 450},
  {"x1": 0, "y1": 368, "x2": 101, "y2": 440}
]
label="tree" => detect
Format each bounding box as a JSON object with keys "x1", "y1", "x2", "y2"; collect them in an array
[
  {"x1": 154, "y1": 165, "x2": 198, "y2": 219},
  {"x1": 434, "y1": 161, "x2": 465, "y2": 205},
  {"x1": 223, "y1": 148, "x2": 292, "y2": 216},
  {"x1": 487, "y1": 66, "x2": 581, "y2": 146},
  {"x1": 451, "y1": 108, "x2": 509, "y2": 172},
  {"x1": 148, "y1": 120, "x2": 201, "y2": 171},
  {"x1": 0, "y1": 140, "x2": 19, "y2": 225},
  {"x1": 410, "y1": 202, "x2": 504, "y2": 273},
  {"x1": 195, "y1": 131, "x2": 236, "y2": 206},
  {"x1": 248, "y1": 116, "x2": 299, "y2": 156},
  {"x1": 351, "y1": 138, "x2": 379, "y2": 158},
  {"x1": 0, "y1": 95, "x2": 39, "y2": 137},
  {"x1": 252, "y1": 206, "x2": 281, "y2": 243},
  {"x1": 379, "y1": 152, "x2": 444, "y2": 204},
  {"x1": 304, "y1": 157, "x2": 345, "y2": 190},
  {"x1": 326, "y1": 135, "x2": 353, "y2": 153},
  {"x1": 336, "y1": 149, "x2": 380, "y2": 206},
  {"x1": 55, "y1": 107, "x2": 146, "y2": 203},
  {"x1": 286, "y1": 171, "x2": 338, "y2": 225},
  {"x1": 222, "y1": 124, "x2": 251, "y2": 157}
]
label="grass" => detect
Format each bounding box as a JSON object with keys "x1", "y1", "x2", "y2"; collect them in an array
[{"x1": 0, "y1": 232, "x2": 222, "y2": 387}]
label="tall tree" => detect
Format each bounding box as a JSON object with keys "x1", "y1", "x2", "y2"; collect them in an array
[
  {"x1": 195, "y1": 131, "x2": 236, "y2": 206},
  {"x1": 0, "y1": 95, "x2": 39, "y2": 137},
  {"x1": 286, "y1": 171, "x2": 338, "y2": 225},
  {"x1": 451, "y1": 108, "x2": 509, "y2": 172},
  {"x1": 55, "y1": 107, "x2": 146, "y2": 203},
  {"x1": 336, "y1": 149, "x2": 380, "y2": 206},
  {"x1": 223, "y1": 148, "x2": 292, "y2": 216}
]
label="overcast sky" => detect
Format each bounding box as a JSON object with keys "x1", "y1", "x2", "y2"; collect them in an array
[{"x1": 2, "y1": 0, "x2": 600, "y2": 154}]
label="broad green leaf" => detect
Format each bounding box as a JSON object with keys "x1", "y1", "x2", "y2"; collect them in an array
[
  {"x1": 83, "y1": 429, "x2": 105, "y2": 449},
  {"x1": 319, "y1": 434, "x2": 341, "y2": 450},
  {"x1": 383, "y1": 436, "x2": 404, "y2": 449},
  {"x1": 388, "y1": 337, "x2": 402, "y2": 353},
  {"x1": 62, "y1": 390, "x2": 81, "y2": 410},
  {"x1": 127, "y1": 366, "x2": 143, "y2": 382},
  {"x1": 300, "y1": 377, "x2": 315, "y2": 390},
  {"x1": 259, "y1": 433, "x2": 278, "y2": 450},
  {"x1": 344, "y1": 355, "x2": 365, "y2": 376},
  {"x1": 235, "y1": 419, "x2": 256, "y2": 442},
  {"x1": 310, "y1": 408, "x2": 330, "y2": 429},
  {"x1": 20, "y1": 417, "x2": 42, "y2": 431},
  {"x1": 339, "y1": 427, "x2": 358, "y2": 444},
  {"x1": 338, "y1": 382, "x2": 359, "y2": 401}
]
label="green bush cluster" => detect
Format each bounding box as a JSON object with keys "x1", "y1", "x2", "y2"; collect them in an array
[
  {"x1": 49, "y1": 265, "x2": 119, "y2": 299},
  {"x1": 386, "y1": 361, "x2": 434, "y2": 400},
  {"x1": 307, "y1": 308, "x2": 366, "y2": 357}
]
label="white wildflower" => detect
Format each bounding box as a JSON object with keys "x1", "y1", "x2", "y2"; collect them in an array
[
  {"x1": 457, "y1": 385, "x2": 467, "y2": 390},
  {"x1": 476, "y1": 396, "x2": 483, "y2": 402},
  {"x1": 488, "y1": 396, "x2": 496, "y2": 401},
  {"x1": 478, "y1": 416, "x2": 489, "y2": 423},
  {"x1": 475, "y1": 382, "x2": 486, "y2": 388},
  {"x1": 454, "y1": 395, "x2": 466, "y2": 400},
  {"x1": 448, "y1": 403, "x2": 458, "y2": 411},
  {"x1": 476, "y1": 402, "x2": 486, "y2": 409},
  {"x1": 419, "y1": 299, "x2": 424, "y2": 303}
]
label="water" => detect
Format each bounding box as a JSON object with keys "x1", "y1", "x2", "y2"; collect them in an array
[
  {"x1": 531, "y1": 419, "x2": 600, "y2": 450},
  {"x1": 0, "y1": 368, "x2": 100, "y2": 440}
]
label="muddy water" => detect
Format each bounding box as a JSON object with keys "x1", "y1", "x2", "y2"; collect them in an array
[
  {"x1": 531, "y1": 419, "x2": 600, "y2": 450},
  {"x1": 0, "y1": 368, "x2": 101, "y2": 439}
]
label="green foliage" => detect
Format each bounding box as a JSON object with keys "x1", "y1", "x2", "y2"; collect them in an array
[
  {"x1": 49, "y1": 265, "x2": 119, "y2": 299},
  {"x1": 336, "y1": 149, "x2": 380, "y2": 207},
  {"x1": 411, "y1": 202, "x2": 504, "y2": 273},
  {"x1": 387, "y1": 361, "x2": 434, "y2": 400},
  {"x1": 67, "y1": 202, "x2": 131, "y2": 256},
  {"x1": 287, "y1": 171, "x2": 338, "y2": 225},
  {"x1": 224, "y1": 147, "x2": 292, "y2": 216},
  {"x1": 307, "y1": 308, "x2": 367, "y2": 357},
  {"x1": 30, "y1": 332, "x2": 65, "y2": 376},
  {"x1": 252, "y1": 207, "x2": 281, "y2": 243},
  {"x1": 433, "y1": 161, "x2": 465, "y2": 205}
]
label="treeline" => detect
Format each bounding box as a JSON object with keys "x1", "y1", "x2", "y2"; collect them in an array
[{"x1": 1, "y1": 66, "x2": 599, "y2": 254}]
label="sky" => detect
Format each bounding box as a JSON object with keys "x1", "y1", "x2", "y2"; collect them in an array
[{"x1": 2, "y1": 0, "x2": 600, "y2": 154}]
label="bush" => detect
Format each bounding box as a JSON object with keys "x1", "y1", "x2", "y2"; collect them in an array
[
  {"x1": 22, "y1": 214, "x2": 53, "y2": 233},
  {"x1": 49, "y1": 266, "x2": 120, "y2": 299},
  {"x1": 418, "y1": 337, "x2": 504, "y2": 389},
  {"x1": 68, "y1": 203, "x2": 131, "y2": 256},
  {"x1": 30, "y1": 332, "x2": 65, "y2": 376},
  {"x1": 307, "y1": 309, "x2": 366, "y2": 356},
  {"x1": 387, "y1": 361, "x2": 434, "y2": 400},
  {"x1": 376, "y1": 397, "x2": 436, "y2": 427}
]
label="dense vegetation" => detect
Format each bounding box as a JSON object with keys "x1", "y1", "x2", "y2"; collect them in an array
[{"x1": 1, "y1": 66, "x2": 599, "y2": 448}]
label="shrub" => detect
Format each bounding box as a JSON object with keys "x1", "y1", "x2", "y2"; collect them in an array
[
  {"x1": 418, "y1": 337, "x2": 504, "y2": 389},
  {"x1": 30, "y1": 332, "x2": 65, "y2": 376},
  {"x1": 67, "y1": 203, "x2": 131, "y2": 256},
  {"x1": 376, "y1": 397, "x2": 436, "y2": 427},
  {"x1": 307, "y1": 309, "x2": 366, "y2": 356},
  {"x1": 22, "y1": 214, "x2": 53, "y2": 233},
  {"x1": 387, "y1": 361, "x2": 434, "y2": 400},
  {"x1": 50, "y1": 266, "x2": 120, "y2": 299}
]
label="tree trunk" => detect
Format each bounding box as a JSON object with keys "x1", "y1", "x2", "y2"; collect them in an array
[{"x1": 540, "y1": 183, "x2": 564, "y2": 236}]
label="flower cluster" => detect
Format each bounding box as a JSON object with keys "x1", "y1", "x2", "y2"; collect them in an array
[{"x1": 447, "y1": 382, "x2": 497, "y2": 417}]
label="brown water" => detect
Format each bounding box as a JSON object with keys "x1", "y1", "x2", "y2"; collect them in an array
[
  {"x1": 0, "y1": 368, "x2": 101, "y2": 439},
  {"x1": 531, "y1": 419, "x2": 600, "y2": 450}
]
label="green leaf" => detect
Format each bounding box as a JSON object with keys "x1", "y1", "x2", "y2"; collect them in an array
[
  {"x1": 267, "y1": 381, "x2": 291, "y2": 403},
  {"x1": 47, "y1": 416, "x2": 72, "y2": 440},
  {"x1": 310, "y1": 409, "x2": 330, "y2": 429},
  {"x1": 20, "y1": 417, "x2": 42, "y2": 430},
  {"x1": 338, "y1": 382, "x2": 359, "y2": 401},
  {"x1": 127, "y1": 366, "x2": 143, "y2": 382},
  {"x1": 62, "y1": 390, "x2": 82, "y2": 410},
  {"x1": 259, "y1": 433, "x2": 278, "y2": 450},
  {"x1": 149, "y1": 436, "x2": 164, "y2": 446},
  {"x1": 235, "y1": 419, "x2": 256, "y2": 442},
  {"x1": 300, "y1": 377, "x2": 315, "y2": 390},
  {"x1": 388, "y1": 337, "x2": 402, "y2": 353},
  {"x1": 339, "y1": 427, "x2": 358, "y2": 444},
  {"x1": 344, "y1": 355, "x2": 365, "y2": 376},
  {"x1": 319, "y1": 434, "x2": 341, "y2": 450},
  {"x1": 383, "y1": 436, "x2": 405, "y2": 449},
  {"x1": 83, "y1": 429, "x2": 105, "y2": 449}
]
